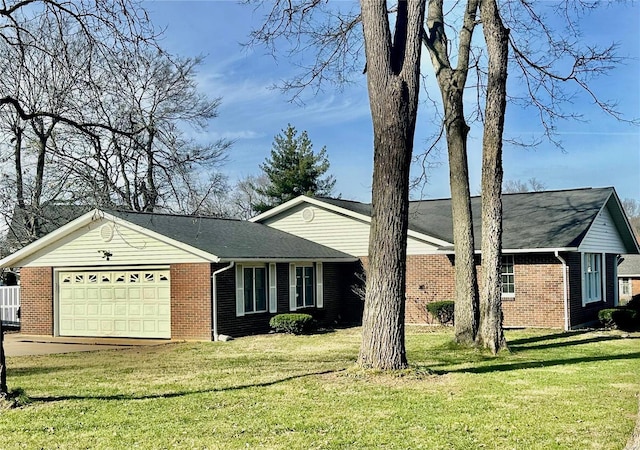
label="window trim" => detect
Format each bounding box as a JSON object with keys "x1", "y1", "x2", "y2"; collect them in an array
[
  {"x1": 236, "y1": 263, "x2": 273, "y2": 317},
  {"x1": 501, "y1": 254, "x2": 515, "y2": 298},
  {"x1": 582, "y1": 252, "x2": 605, "y2": 305},
  {"x1": 242, "y1": 266, "x2": 268, "y2": 314},
  {"x1": 621, "y1": 278, "x2": 631, "y2": 296},
  {"x1": 289, "y1": 262, "x2": 323, "y2": 311}
]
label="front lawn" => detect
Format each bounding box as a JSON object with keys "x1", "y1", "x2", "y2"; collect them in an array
[{"x1": 2, "y1": 327, "x2": 638, "y2": 449}]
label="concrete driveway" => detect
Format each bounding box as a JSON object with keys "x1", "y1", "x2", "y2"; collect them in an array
[{"x1": 3, "y1": 333, "x2": 169, "y2": 356}]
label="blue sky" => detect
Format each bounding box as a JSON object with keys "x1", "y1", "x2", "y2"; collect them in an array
[{"x1": 146, "y1": 1, "x2": 639, "y2": 203}]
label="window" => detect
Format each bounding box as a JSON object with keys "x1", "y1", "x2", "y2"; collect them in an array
[
  {"x1": 621, "y1": 278, "x2": 631, "y2": 296},
  {"x1": 501, "y1": 255, "x2": 515, "y2": 297},
  {"x1": 243, "y1": 267, "x2": 267, "y2": 313},
  {"x1": 236, "y1": 264, "x2": 277, "y2": 317},
  {"x1": 583, "y1": 253, "x2": 603, "y2": 304},
  {"x1": 289, "y1": 263, "x2": 323, "y2": 311},
  {"x1": 295, "y1": 266, "x2": 315, "y2": 308}
]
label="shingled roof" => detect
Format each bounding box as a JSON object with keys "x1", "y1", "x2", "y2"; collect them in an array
[
  {"x1": 316, "y1": 187, "x2": 636, "y2": 252},
  {"x1": 619, "y1": 255, "x2": 640, "y2": 277},
  {"x1": 107, "y1": 210, "x2": 354, "y2": 261}
]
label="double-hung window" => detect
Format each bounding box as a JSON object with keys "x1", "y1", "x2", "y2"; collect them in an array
[
  {"x1": 621, "y1": 278, "x2": 631, "y2": 296},
  {"x1": 289, "y1": 263, "x2": 323, "y2": 310},
  {"x1": 583, "y1": 253, "x2": 603, "y2": 304},
  {"x1": 296, "y1": 266, "x2": 315, "y2": 308},
  {"x1": 501, "y1": 255, "x2": 515, "y2": 298},
  {"x1": 243, "y1": 266, "x2": 267, "y2": 313},
  {"x1": 235, "y1": 263, "x2": 277, "y2": 316}
]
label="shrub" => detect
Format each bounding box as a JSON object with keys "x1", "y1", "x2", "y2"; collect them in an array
[
  {"x1": 625, "y1": 295, "x2": 640, "y2": 312},
  {"x1": 598, "y1": 309, "x2": 617, "y2": 328},
  {"x1": 598, "y1": 308, "x2": 639, "y2": 331},
  {"x1": 269, "y1": 313, "x2": 315, "y2": 334},
  {"x1": 426, "y1": 300, "x2": 455, "y2": 326}
]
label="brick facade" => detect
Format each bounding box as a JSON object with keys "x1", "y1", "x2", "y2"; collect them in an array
[
  {"x1": 170, "y1": 263, "x2": 212, "y2": 340},
  {"x1": 19, "y1": 266, "x2": 54, "y2": 335},
  {"x1": 400, "y1": 252, "x2": 620, "y2": 329}
]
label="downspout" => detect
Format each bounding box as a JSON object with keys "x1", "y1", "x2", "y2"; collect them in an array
[
  {"x1": 211, "y1": 262, "x2": 234, "y2": 342},
  {"x1": 554, "y1": 251, "x2": 569, "y2": 331}
]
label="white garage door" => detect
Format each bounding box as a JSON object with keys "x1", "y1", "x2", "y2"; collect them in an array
[{"x1": 58, "y1": 269, "x2": 171, "y2": 338}]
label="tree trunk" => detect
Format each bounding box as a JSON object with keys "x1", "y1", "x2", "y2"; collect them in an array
[
  {"x1": 477, "y1": 0, "x2": 509, "y2": 354},
  {"x1": 425, "y1": 0, "x2": 481, "y2": 345},
  {"x1": 357, "y1": 0, "x2": 425, "y2": 370}
]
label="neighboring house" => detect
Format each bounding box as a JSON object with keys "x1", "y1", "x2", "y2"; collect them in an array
[
  {"x1": 252, "y1": 187, "x2": 640, "y2": 330},
  {"x1": 618, "y1": 254, "x2": 640, "y2": 304},
  {"x1": 0, "y1": 210, "x2": 361, "y2": 340}
]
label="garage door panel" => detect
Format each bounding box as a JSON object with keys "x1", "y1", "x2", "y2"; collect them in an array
[{"x1": 59, "y1": 269, "x2": 171, "y2": 338}]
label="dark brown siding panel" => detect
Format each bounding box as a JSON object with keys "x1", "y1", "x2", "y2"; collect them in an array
[
  {"x1": 568, "y1": 253, "x2": 617, "y2": 328},
  {"x1": 216, "y1": 261, "x2": 363, "y2": 338}
]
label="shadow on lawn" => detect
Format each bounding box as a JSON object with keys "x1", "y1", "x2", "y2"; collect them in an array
[
  {"x1": 29, "y1": 368, "x2": 343, "y2": 404},
  {"x1": 509, "y1": 334, "x2": 640, "y2": 352},
  {"x1": 507, "y1": 330, "x2": 591, "y2": 346},
  {"x1": 432, "y1": 351, "x2": 640, "y2": 375}
]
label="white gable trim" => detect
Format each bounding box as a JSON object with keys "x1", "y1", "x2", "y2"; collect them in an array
[
  {"x1": 0, "y1": 209, "x2": 221, "y2": 268},
  {"x1": 251, "y1": 195, "x2": 453, "y2": 248}
]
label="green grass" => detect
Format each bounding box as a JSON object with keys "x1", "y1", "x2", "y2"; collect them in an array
[{"x1": 1, "y1": 326, "x2": 639, "y2": 449}]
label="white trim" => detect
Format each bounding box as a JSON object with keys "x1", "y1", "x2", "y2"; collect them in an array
[
  {"x1": 235, "y1": 264, "x2": 245, "y2": 317},
  {"x1": 500, "y1": 255, "x2": 515, "y2": 298},
  {"x1": 581, "y1": 252, "x2": 605, "y2": 306},
  {"x1": 554, "y1": 251, "x2": 570, "y2": 331},
  {"x1": 289, "y1": 263, "x2": 297, "y2": 311},
  {"x1": 218, "y1": 257, "x2": 357, "y2": 263},
  {"x1": 316, "y1": 262, "x2": 323, "y2": 308},
  {"x1": 0, "y1": 209, "x2": 221, "y2": 268},
  {"x1": 269, "y1": 263, "x2": 278, "y2": 313}
]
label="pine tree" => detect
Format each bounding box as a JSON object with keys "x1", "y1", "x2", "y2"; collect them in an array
[{"x1": 254, "y1": 124, "x2": 335, "y2": 212}]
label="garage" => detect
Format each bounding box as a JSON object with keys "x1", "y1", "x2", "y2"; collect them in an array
[{"x1": 58, "y1": 268, "x2": 171, "y2": 338}]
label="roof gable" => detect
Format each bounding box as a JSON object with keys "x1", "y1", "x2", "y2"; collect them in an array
[
  {"x1": 0, "y1": 209, "x2": 354, "y2": 268},
  {"x1": 253, "y1": 187, "x2": 639, "y2": 254}
]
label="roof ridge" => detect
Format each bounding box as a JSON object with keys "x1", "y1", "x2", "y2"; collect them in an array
[{"x1": 109, "y1": 209, "x2": 244, "y2": 223}]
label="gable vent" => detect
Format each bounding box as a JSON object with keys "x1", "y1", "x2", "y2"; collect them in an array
[
  {"x1": 301, "y1": 207, "x2": 315, "y2": 222},
  {"x1": 100, "y1": 224, "x2": 114, "y2": 242}
]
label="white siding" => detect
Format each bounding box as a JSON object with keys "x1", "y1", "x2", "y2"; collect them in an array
[
  {"x1": 22, "y1": 218, "x2": 210, "y2": 267},
  {"x1": 263, "y1": 203, "x2": 439, "y2": 256},
  {"x1": 579, "y1": 206, "x2": 627, "y2": 254}
]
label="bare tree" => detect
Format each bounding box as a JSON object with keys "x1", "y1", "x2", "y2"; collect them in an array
[
  {"x1": 503, "y1": 178, "x2": 547, "y2": 193},
  {"x1": 622, "y1": 198, "x2": 640, "y2": 240},
  {"x1": 476, "y1": 0, "x2": 509, "y2": 354},
  {"x1": 355, "y1": 0, "x2": 426, "y2": 369},
  {"x1": 424, "y1": 0, "x2": 481, "y2": 346},
  {"x1": 247, "y1": 0, "x2": 635, "y2": 364}
]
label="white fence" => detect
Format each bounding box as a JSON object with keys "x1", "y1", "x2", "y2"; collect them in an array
[{"x1": 0, "y1": 286, "x2": 20, "y2": 326}]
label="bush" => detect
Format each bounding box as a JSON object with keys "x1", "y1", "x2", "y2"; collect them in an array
[
  {"x1": 426, "y1": 300, "x2": 455, "y2": 326},
  {"x1": 624, "y1": 295, "x2": 640, "y2": 312},
  {"x1": 269, "y1": 313, "x2": 315, "y2": 334},
  {"x1": 598, "y1": 308, "x2": 639, "y2": 331}
]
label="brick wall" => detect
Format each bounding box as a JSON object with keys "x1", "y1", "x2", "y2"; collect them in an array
[
  {"x1": 20, "y1": 266, "x2": 54, "y2": 335},
  {"x1": 361, "y1": 253, "x2": 568, "y2": 329},
  {"x1": 500, "y1": 254, "x2": 565, "y2": 328},
  {"x1": 170, "y1": 263, "x2": 212, "y2": 340}
]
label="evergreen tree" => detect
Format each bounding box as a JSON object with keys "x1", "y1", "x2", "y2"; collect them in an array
[{"x1": 254, "y1": 124, "x2": 335, "y2": 212}]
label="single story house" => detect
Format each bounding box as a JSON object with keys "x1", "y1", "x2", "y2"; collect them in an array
[
  {"x1": 252, "y1": 187, "x2": 640, "y2": 330},
  {"x1": 618, "y1": 254, "x2": 640, "y2": 304},
  {"x1": 0, "y1": 210, "x2": 361, "y2": 340}
]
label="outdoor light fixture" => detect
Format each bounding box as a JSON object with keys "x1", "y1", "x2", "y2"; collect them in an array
[{"x1": 99, "y1": 250, "x2": 113, "y2": 261}]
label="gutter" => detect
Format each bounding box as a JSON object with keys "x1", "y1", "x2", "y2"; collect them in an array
[
  {"x1": 211, "y1": 262, "x2": 235, "y2": 342},
  {"x1": 554, "y1": 251, "x2": 570, "y2": 331}
]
